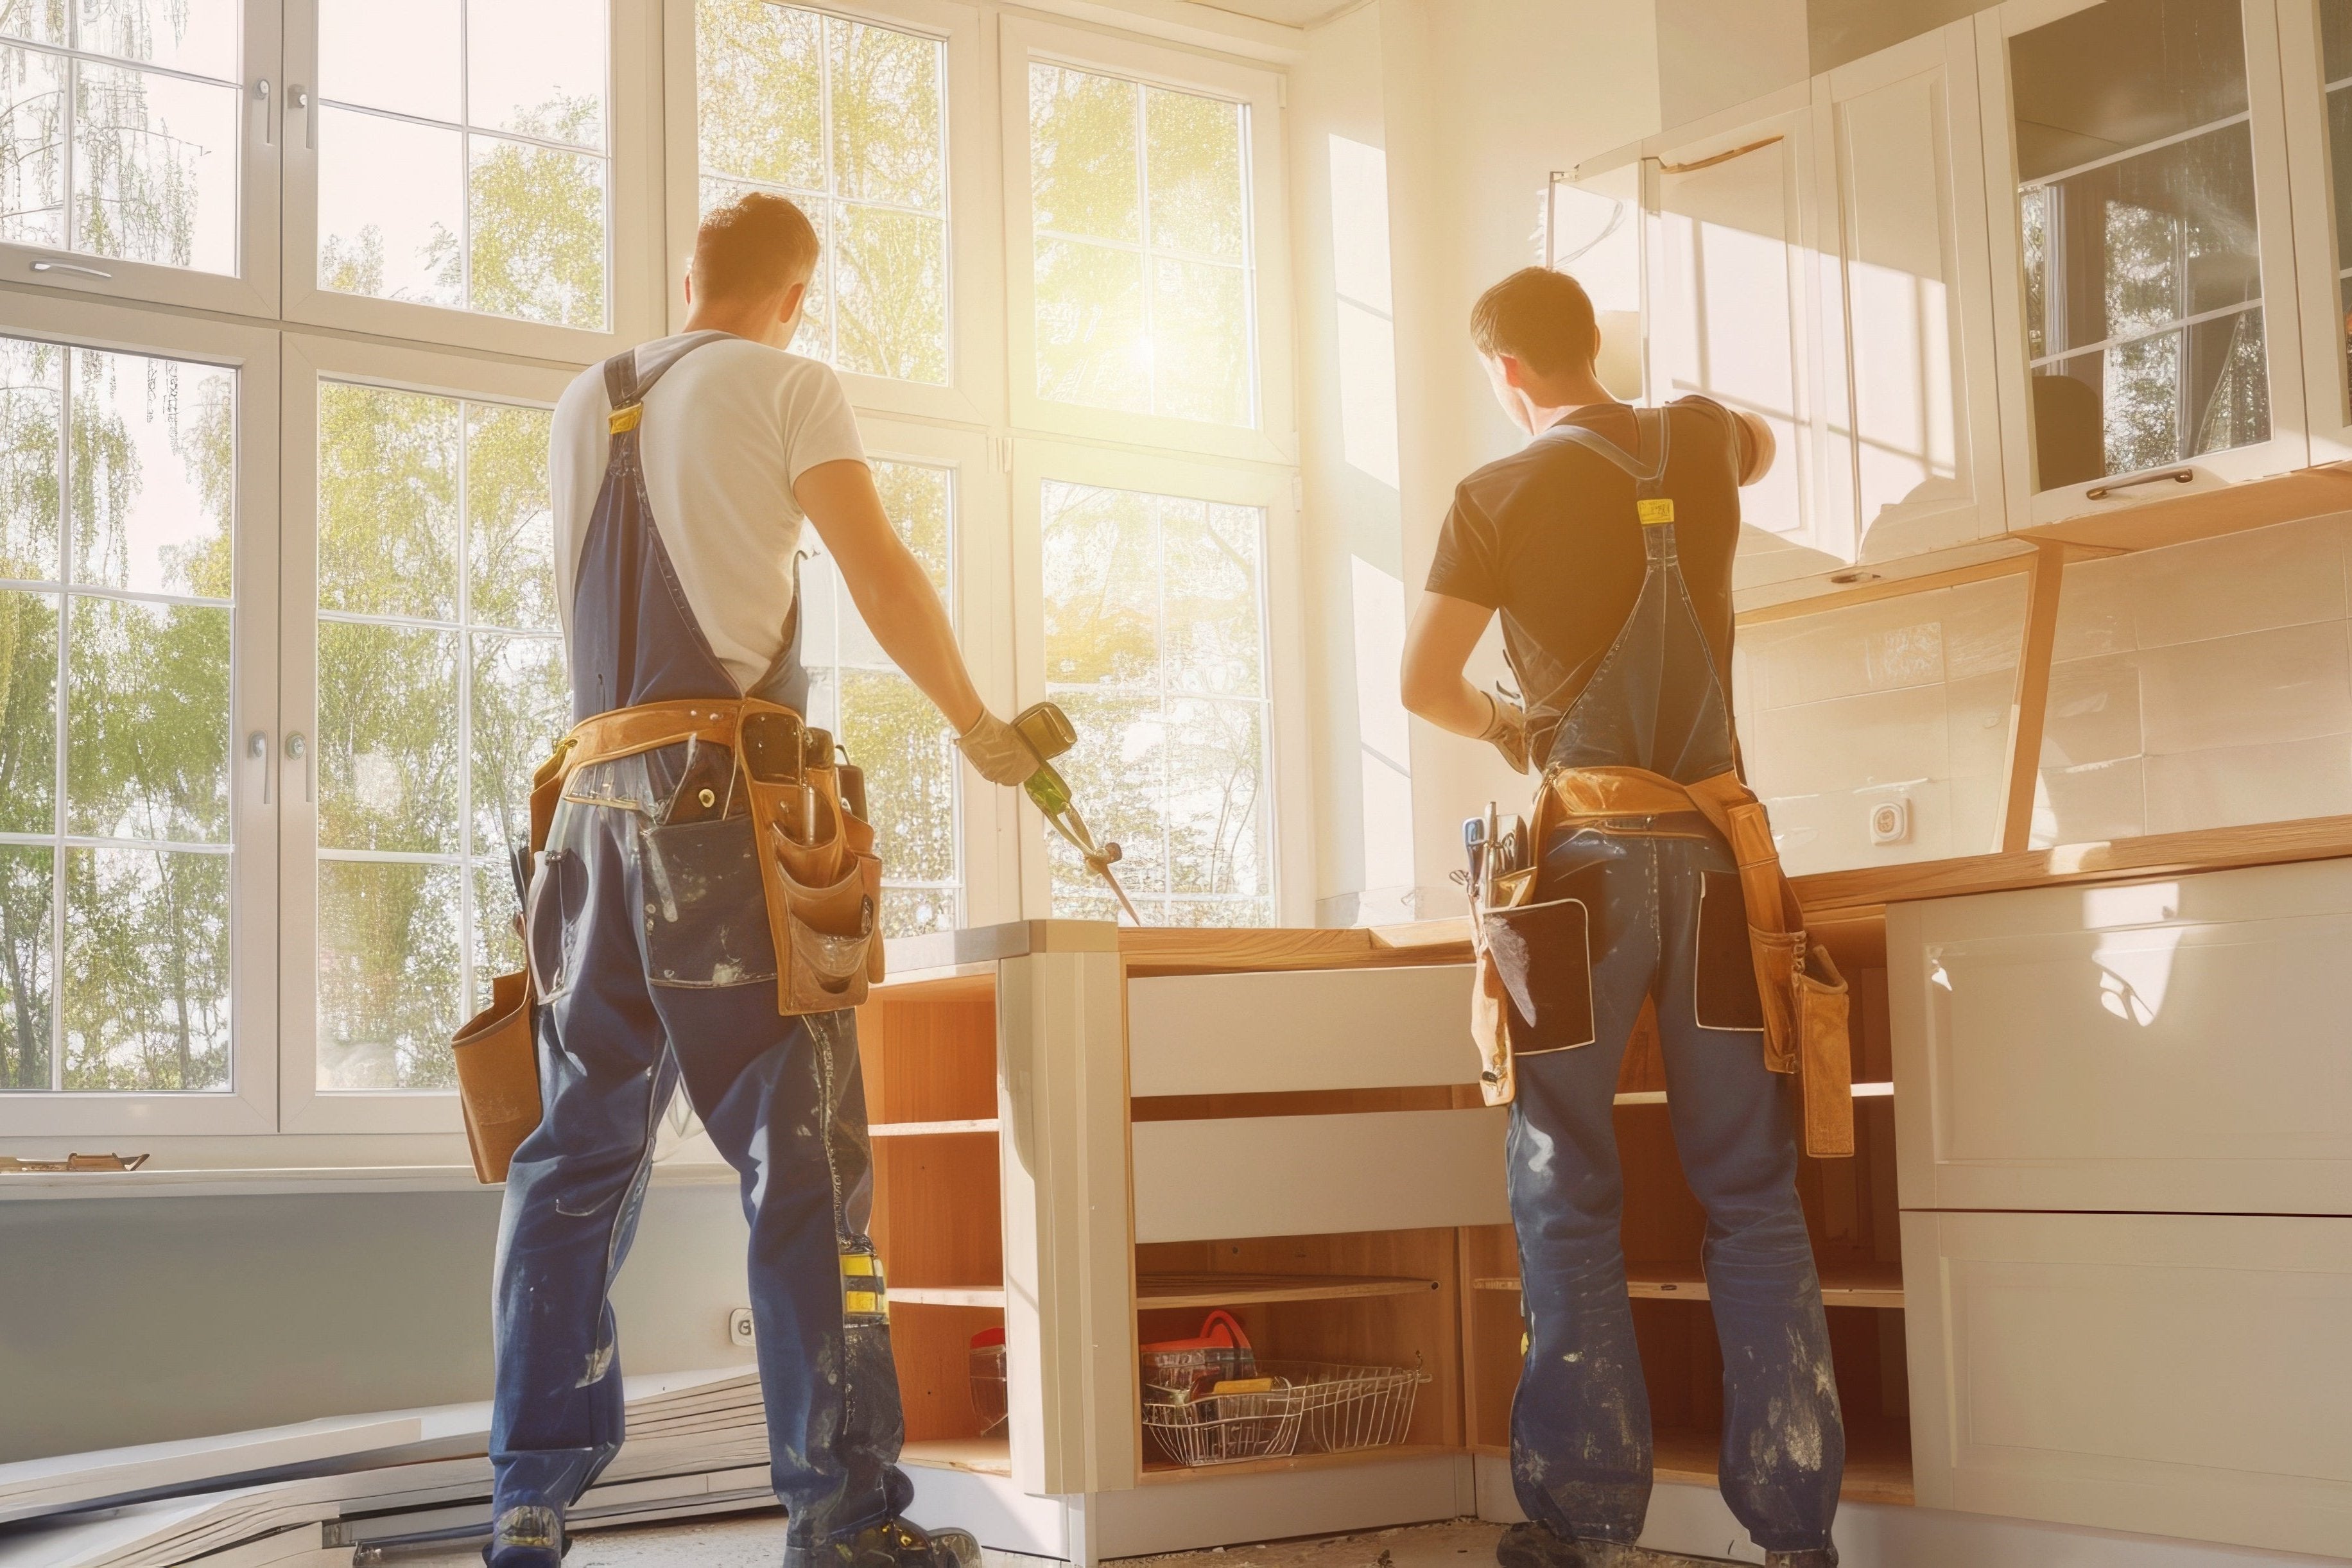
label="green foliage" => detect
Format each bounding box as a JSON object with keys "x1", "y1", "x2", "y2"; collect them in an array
[{"x1": 438, "y1": 97, "x2": 609, "y2": 331}]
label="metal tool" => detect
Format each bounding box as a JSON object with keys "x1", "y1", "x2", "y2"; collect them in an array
[{"x1": 1012, "y1": 701, "x2": 1143, "y2": 925}]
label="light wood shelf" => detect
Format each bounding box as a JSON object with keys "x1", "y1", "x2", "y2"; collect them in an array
[
  {"x1": 901, "y1": 1435, "x2": 1011, "y2": 1476},
  {"x1": 1136, "y1": 1271, "x2": 1438, "y2": 1309},
  {"x1": 1613, "y1": 1081, "x2": 1891, "y2": 1107},
  {"x1": 892, "y1": 1285, "x2": 1007, "y2": 1308},
  {"x1": 1137, "y1": 1443, "x2": 1460, "y2": 1484},
  {"x1": 1474, "y1": 1260, "x2": 1903, "y2": 1310},
  {"x1": 1467, "y1": 1428, "x2": 1912, "y2": 1507},
  {"x1": 870, "y1": 1118, "x2": 1000, "y2": 1137}
]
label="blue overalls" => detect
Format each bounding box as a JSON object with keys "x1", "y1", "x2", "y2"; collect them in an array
[
  {"x1": 487, "y1": 332, "x2": 915, "y2": 1566},
  {"x1": 1503, "y1": 410, "x2": 1844, "y2": 1558}
]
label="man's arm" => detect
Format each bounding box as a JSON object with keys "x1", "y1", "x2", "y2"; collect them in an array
[
  {"x1": 1402, "y1": 590, "x2": 1526, "y2": 770},
  {"x1": 1734, "y1": 409, "x2": 1776, "y2": 486},
  {"x1": 795, "y1": 458, "x2": 985, "y2": 734}
]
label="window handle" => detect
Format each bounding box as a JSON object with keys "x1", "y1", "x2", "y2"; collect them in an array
[
  {"x1": 254, "y1": 77, "x2": 272, "y2": 147},
  {"x1": 30, "y1": 259, "x2": 112, "y2": 280},
  {"x1": 286, "y1": 731, "x2": 312, "y2": 804},
  {"x1": 248, "y1": 730, "x2": 272, "y2": 806},
  {"x1": 2084, "y1": 467, "x2": 2194, "y2": 501},
  {"x1": 291, "y1": 84, "x2": 313, "y2": 151}
]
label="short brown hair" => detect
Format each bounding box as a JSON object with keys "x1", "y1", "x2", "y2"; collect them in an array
[
  {"x1": 1469, "y1": 267, "x2": 1598, "y2": 375},
  {"x1": 691, "y1": 191, "x2": 820, "y2": 302}
]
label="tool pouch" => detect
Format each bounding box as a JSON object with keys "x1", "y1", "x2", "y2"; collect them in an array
[
  {"x1": 737, "y1": 702, "x2": 884, "y2": 1015},
  {"x1": 453, "y1": 968, "x2": 539, "y2": 1184}
]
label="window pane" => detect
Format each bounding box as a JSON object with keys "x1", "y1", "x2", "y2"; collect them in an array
[
  {"x1": 74, "y1": 0, "x2": 236, "y2": 79},
  {"x1": 62, "y1": 845, "x2": 228, "y2": 1090},
  {"x1": 67, "y1": 596, "x2": 229, "y2": 842},
  {"x1": 313, "y1": 383, "x2": 560, "y2": 1090},
  {"x1": 70, "y1": 349, "x2": 232, "y2": 594},
  {"x1": 1, "y1": 1, "x2": 62, "y2": 47},
  {"x1": 318, "y1": 0, "x2": 612, "y2": 329},
  {"x1": 0, "y1": 336, "x2": 63, "y2": 580},
  {"x1": 800, "y1": 457, "x2": 959, "y2": 935},
  {"x1": 468, "y1": 133, "x2": 609, "y2": 331},
  {"x1": 316, "y1": 858, "x2": 460, "y2": 1089},
  {"x1": 2317, "y1": 1, "x2": 2352, "y2": 416},
  {"x1": 1042, "y1": 481, "x2": 1272, "y2": 924},
  {"x1": 320, "y1": 0, "x2": 460, "y2": 122},
  {"x1": 695, "y1": 1, "x2": 949, "y2": 385},
  {"x1": 468, "y1": 0, "x2": 605, "y2": 149},
  {"x1": 319, "y1": 108, "x2": 465, "y2": 308},
  {"x1": 0, "y1": 844, "x2": 51, "y2": 1090},
  {"x1": 73, "y1": 61, "x2": 238, "y2": 273},
  {"x1": 0, "y1": 45, "x2": 65, "y2": 248},
  {"x1": 2010, "y1": 0, "x2": 2266, "y2": 487},
  {"x1": 1145, "y1": 86, "x2": 1243, "y2": 261},
  {"x1": 0, "y1": 589, "x2": 57, "y2": 835},
  {"x1": 1029, "y1": 64, "x2": 1256, "y2": 426}
]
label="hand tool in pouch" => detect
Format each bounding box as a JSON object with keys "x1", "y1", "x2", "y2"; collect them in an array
[{"x1": 1011, "y1": 701, "x2": 1143, "y2": 925}]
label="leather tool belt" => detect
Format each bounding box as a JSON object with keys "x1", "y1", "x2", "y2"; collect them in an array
[
  {"x1": 452, "y1": 696, "x2": 885, "y2": 1183},
  {"x1": 1470, "y1": 766, "x2": 1854, "y2": 1158}
]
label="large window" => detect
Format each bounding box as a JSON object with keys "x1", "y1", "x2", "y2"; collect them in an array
[
  {"x1": 695, "y1": 0, "x2": 948, "y2": 383},
  {"x1": 0, "y1": 335, "x2": 237, "y2": 1094},
  {"x1": 311, "y1": 382, "x2": 562, "y2": 1090},
  {"x1": 315, "y1": 0, "x2": 611, "y2": 330},
  {"x1": 1027, "y1": 63, "x2": 1253, "y2": 426},
  {"x1": 1039, "y1": 479, "x2": 1271, "y2": 926}
]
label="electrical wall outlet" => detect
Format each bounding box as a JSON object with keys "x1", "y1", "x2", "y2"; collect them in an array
[
  {"x1": 727, "y1": 1307, "x2": 756, "y2": 1348},
  {"x1": 1867, "y1": 797, "x2": 1910, "y2": 846}
]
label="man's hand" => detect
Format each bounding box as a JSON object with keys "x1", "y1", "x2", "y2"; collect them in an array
[
  {"x1": 955, "y1": 709, "x2": 1042, "y2": 788},
  {"x1": 1478, "y1": 691, "x2": 1529, "y2": 773}
]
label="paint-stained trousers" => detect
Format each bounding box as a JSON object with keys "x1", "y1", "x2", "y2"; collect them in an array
[
  {"x1": 490, "y1": 749, "x2": 912, "y2": 1552},
  {"x1": 1506, "y1": 822, "x2": 1842, "y2": 1554}
]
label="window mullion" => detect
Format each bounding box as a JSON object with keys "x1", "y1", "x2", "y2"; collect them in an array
[
  {"x1": 49, "y1": 348, "x2": 69, "y2": 1093},
  {"x1": 456, "y1": 401, "x2": 475, "y2": 1030}
]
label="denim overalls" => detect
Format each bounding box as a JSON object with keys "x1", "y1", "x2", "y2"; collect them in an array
[
  {"x1": 1504, "y1": 409, "x2": 1844, "y2": 1556},
  {"x1": 487, "y1": 332, "x2": 912, "y2": 1564}
]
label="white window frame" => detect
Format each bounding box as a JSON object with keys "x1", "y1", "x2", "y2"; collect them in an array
[
  {"x1": 998, "y1": 15, "x2": 1296, "y2": 467},
  {"x1": 2276, "y1": 0, "x2": 2352, "y2": 465},
  {"x1": 1010, "y1": 439, "x2": 1306, "y2": 926},
  {"x1": 0, "y1": 0, "x2": 282, "y2": 320},
  {"x1": 664, "y1": 0, "x2": 1004, "y2": 429},
  {"x1": 0, "y1": 293, "x2": 281, "y2": 1140},
  {"x1": 1975, "y1": 0, "x2": 2311, "y2": 527},
  {"x1": 277, "y1": 0, "x2": 663, "y2": 363},
  {"x1": 277, "y1": 334, "x2": 573, "y2": 1138}
]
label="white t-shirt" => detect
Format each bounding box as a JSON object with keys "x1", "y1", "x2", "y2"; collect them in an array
[{"x1": 551, "y1": 332, "x2": 866, "y2": 691}]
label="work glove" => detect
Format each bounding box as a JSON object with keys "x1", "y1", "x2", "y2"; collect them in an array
[
  {"x1": 1479, "y1": 691, "x2": 1530, "y2": 774},
  {"x1": 955, "y1": 708, "x2": 1043, "y2": 787}
]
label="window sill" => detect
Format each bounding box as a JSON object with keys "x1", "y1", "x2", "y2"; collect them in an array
[{"x1": 0, "y1": 1160, "x2": 741, "y2": 1202}]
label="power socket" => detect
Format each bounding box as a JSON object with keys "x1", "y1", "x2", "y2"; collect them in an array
[
  {"x1": 1867, "y1": 797, "x2": 1910, "y2": 846},
  {"x1": 727, "y1": 1307, "x2": 756, "y2": 1348}
]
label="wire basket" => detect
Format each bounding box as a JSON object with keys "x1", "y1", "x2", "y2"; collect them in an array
[
  {"x1": 1139, "y1": 1381, "x2": 1302, "y2": 1467},
  {"x1": 969, "y1": 1336, "x2": 1007, "y2": 1435},
  {"x1": 1258, "y1": 1360, "x2": 1428, "y2": 1454}
]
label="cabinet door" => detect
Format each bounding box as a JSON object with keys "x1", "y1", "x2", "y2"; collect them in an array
[
  {"x1": 1819, "y1": 24, "x2": 2008, "y2": 567},
  {"x1": 1976, "y1": 0, "x2": 2310, "y2": 528},
  {"x1": 1643, "y1": 88, "x2": 1841, "y2": 590},
  {"x1": 1903, "y1": 1210, "x2": 2352, "y2": 1558},
  {"x1": 2278, "y1": 0, "x2": 2352, "y2": 462}
]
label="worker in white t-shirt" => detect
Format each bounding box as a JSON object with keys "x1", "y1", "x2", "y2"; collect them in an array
[{"x1": 484, "y1": 193, "x2": 1037, "y2": 1568}]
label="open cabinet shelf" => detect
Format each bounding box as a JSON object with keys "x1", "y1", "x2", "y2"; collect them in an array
[
  {"x1": 1470, "y1": 1259, "x2": 1904, "y2": 1310},
  {"x1": 1137, "y1": 1272, "x2": 1437, "y2": 1309}
]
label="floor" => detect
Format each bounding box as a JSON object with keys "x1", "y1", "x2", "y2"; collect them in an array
[{"x1": 385, "y1": 1515, "x2": 1743, "y2": 1568}]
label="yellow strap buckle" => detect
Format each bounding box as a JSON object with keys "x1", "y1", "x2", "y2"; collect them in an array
[
  {"x1": 1636, "y1": 497, "x2": 1675, "y2": 525},
  {"x1": 608, "y1": 403, "x2": 643, "y2": 435}
]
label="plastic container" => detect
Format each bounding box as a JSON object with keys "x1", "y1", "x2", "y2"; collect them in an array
[
  {"x1": 1138, "y1": 1309, "x2": 1256, "y2": 1394},
  {"x1": 969, "y1": 1327, "x2": 1007, "y2": 1434}
]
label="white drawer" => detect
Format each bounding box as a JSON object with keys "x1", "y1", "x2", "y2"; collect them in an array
[
  {"x1": 1130, "y1": 1110, "x2": 1510, "y2": 1242},
  {"x1": 1126, "y1": 965, "x2": 1478, "y2": 1098},
  {"x1": 1903, "y1": 1209, "x2": 2352, "y2": 1559},
  {"x1": 1890, "y1": 860, "x2": 2352, "y2": 1214}
]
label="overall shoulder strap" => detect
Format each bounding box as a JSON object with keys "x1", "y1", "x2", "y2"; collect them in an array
[
  {"x1": 603, "y1": 330, "x2": 735, "y2": 427},
  {"x1": 1546, "y1": 408, "x2": 1672, "y2": 492}
]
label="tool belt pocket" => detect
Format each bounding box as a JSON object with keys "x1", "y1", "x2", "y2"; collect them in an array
[
  {"x1": 1794, "y1": 947, "x2": 1853, "y2": 1157},
  {"x1": 1480, "y1": 896, "x2": 1598, "y2": 1058},
  {"x1": 763, "y1": 824, "x2": 879, "y2": 1015}
]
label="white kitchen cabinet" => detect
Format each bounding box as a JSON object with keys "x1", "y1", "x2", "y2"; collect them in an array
[
  {"x1": 1903, "y1": 1209, "x2": 2352, "y2": 1559},
  {"x1": 1815, "y1": 23, "x2": 2010, "y2": 567},
  {"x1": 1974, "y1": 0, "x2": 2313, "y2": 527},
  {"x1": 2278, "y1": 0, "x2": 2352, "y2": 463},
  {"x1": 1889, "y1": 859, "x2": 2352, "y2": 1216}
]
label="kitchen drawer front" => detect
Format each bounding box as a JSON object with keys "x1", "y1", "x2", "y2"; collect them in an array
[
  {"x1": 1130, "y1": 1110, "x2": 1510, "y2": 1243},
  {"x1": 1890, "y1": 860, "x2": 2352, "y2": 1214},
  {"x1": 1127, "y1": 965, "x2": 1478, "y2": 1098},
  {"x1": 1903, "y1": 1209, "x2": 2352, "y2": 1558}
]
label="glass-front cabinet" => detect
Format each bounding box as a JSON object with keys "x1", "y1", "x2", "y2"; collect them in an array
[{"x1": 1976, "y1": 0, "x2": 2310, "y2": 524}]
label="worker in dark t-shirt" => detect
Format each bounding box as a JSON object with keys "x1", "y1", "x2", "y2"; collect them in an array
[{"x1": 1403, "y1": 269, "x2": 1843, "y2": 1568}]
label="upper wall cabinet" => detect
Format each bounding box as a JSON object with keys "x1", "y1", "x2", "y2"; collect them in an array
[
  {"x1": 1814, "y1": 23, "x2": 2009, "y2": 571},
  {"x1": 1975, "y1": 0, "x2": 2311, "y2": 526},
  {"x1": 2279, "y1": 0, "x2": 2352, "y2": 463}
]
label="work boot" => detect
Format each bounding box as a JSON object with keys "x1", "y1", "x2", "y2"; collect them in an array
[
  {"x1": 481, "y1": 1501, "x2": 567, "y2": 1568},
  {"x1": 786, "y1": 1518, "x2": 983, "y2": 1568},
  {"x1": 1495, "y1": 1520, "x2": 1647, "y2": 1568}
]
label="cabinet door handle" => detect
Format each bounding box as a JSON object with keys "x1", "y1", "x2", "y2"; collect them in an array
[
  {"x1": 291, "y1": 85, "x2": 314, "y2": 151},
  {"x1": 247, "y1": 730, "x2": 272, "y2": 806},
  {"x1": 254, "y1": 77, "x2": 272, "y2": 146},
  {"x1": 286, "y1": 731, "x2": 312, "y2": 804},
  {"x1": 2084, "y1": 467, "x2": 2194, "y2": 501}
]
